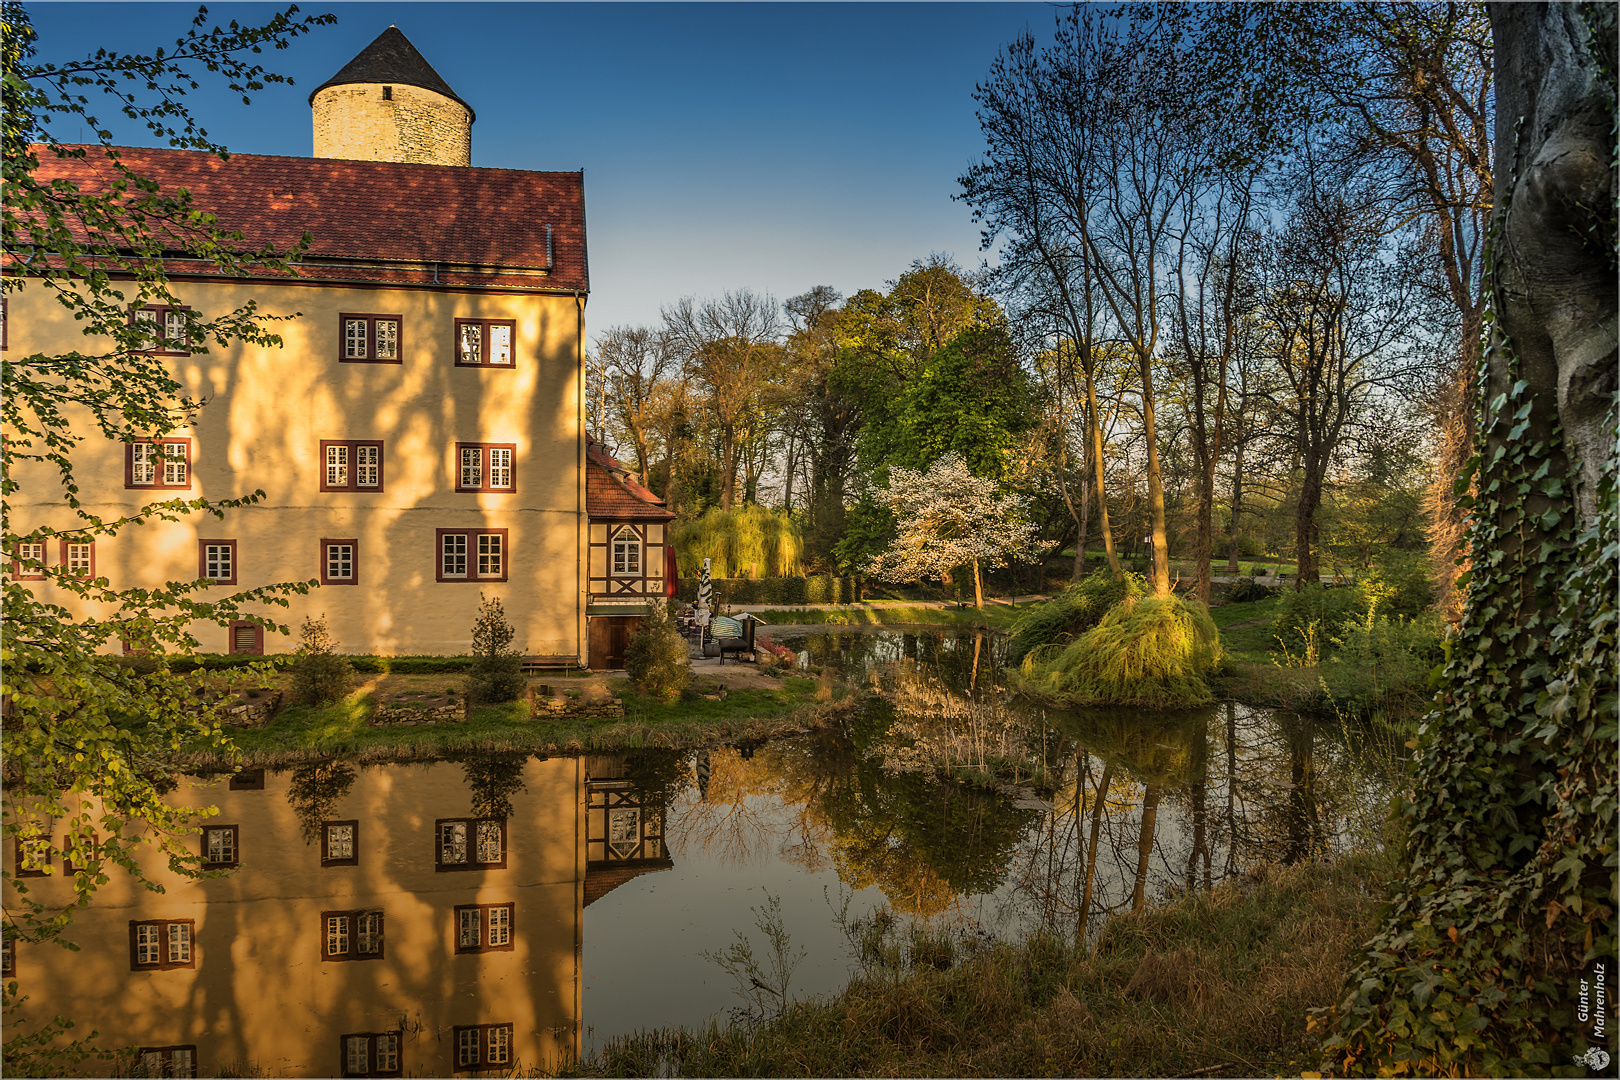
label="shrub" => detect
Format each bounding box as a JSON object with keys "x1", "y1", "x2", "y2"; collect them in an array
[
  {"x1": 624, "y1": 600, "x2": 690, "y2": 702},
  {"x1": 1318, "y1": 610, "x2": 1446, "y2": 718},
  {"x1": 1019, "y1": 596, "x2": 1222, "y2": 708},
  {"x1": 1224, "y1": 576, "x2": 1276, "y2": 604},
  {"x1": 1007, "y1": 568, "x2": 1146, "y2": 665},
  {"x1": 1270, "y1": 583, "x2": 1361, "y2": 655},
  {"x1": 288, "y1": 616, "x2": 355, "y2": 705},
  {"x1": 464, "y1": 594, "x2": 525, "y2": 705}
]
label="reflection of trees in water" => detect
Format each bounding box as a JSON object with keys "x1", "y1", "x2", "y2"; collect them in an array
[
  {"x1": 667, "y1": 716, "x2": 1036, "y2": 917},
  {"x1": 1001, "y1": 700, "x2": 1397, "y2": 945},
  {"x1": 655, "y1": 629, "x2": 1398, "y2": 946},
  {"x1": 449, "y1": 752, "x2": 531, "y2": 820},
  {"x1": 286, "y1": 762, "x2": 357, "y2": 844}
]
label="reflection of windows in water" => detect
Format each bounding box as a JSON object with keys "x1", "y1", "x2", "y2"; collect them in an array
[
  {"x1": 609, "y1": 807, "x2": 640, "y2": 858},
  {"x1": 436, "y1": 817, "x2": 506, "y2": 869},
  {"x1": 476, "y1": 820, "x2": 502, "y2": 863},
  {"x1": 342, "y1": 1031, "x2": 401, "y2": 1077},
  {"x1": 139, "y1": 1046, "x2": 196, "y2": 1078}
]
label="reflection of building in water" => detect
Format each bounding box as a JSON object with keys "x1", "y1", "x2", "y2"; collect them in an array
[
  {"x1": 5, "y1": 756, "x2": 655, "y2": 1078},
  {"x1": 583, "y1": 756, "x2": 674, "y2": 906}
]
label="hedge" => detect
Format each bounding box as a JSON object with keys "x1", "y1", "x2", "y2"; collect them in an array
[
  {"x1": 112, "y1": 654, "x2": 483, "y2": 675},
  {"x1": 676, "y1": 575, "x2": 860, "y2": 606}
]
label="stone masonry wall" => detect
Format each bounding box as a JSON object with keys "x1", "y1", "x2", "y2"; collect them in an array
[{"x1": 312, "y1": 83, "x2": 471, "y2": 166}]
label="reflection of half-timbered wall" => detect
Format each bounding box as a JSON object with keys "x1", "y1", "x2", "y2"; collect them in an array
[
  {"x1": 585, "y1": 779, "x2": 666, "y2": 865},
  {"x1": 587, "y1": 522, "x2": 666, "y2": 598}
]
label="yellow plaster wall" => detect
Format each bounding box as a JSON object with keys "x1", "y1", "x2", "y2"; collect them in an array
[
  {"x1": 3, "y1": 758, "x2": 586, "y2": 1078},
  {"x1": 3, "y1": 279, "x2": 588, "y2": 657},
  {"x1": 312, "y1": 83, "x2": 472, "y2": 166}
]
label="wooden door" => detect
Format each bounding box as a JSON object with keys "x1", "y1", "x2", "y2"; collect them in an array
[{"x1": 587, "y1": 617, "x2": 641, "y2": 670}]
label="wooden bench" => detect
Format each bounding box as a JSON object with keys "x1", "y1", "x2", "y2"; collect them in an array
[{"x1": 521, "y1": 655, "x2": 581, "y2": 676}]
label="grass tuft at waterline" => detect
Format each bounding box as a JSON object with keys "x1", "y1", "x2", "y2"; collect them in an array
[{"x1": 1015, "y1": 595, "x2": 1222, "y2": 708}]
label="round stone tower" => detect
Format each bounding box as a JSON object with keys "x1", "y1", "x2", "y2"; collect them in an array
[{"x1": 310, "y1": 26, "x2": 474, "y2": 167}]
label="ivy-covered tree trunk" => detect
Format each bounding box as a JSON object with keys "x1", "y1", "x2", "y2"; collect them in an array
[{"x1": 1321, "y1": 4, "x2": 1617, "y2": 1075}]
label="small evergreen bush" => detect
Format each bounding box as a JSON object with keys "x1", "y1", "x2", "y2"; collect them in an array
[
  {"x1": 1007, "y1": 568, "x2": 1146, "y2": 665},
  {"x1": 625, "y1": 600, "x2": 690, "y2": 702},
  {"x1": 464, "y1": 595, "x2": 525, "y2": 705},
  {"x1": 289, "y1": 616, "x2": 355, "y2": 705},
  {"x1": 1019, "y1": 596, "x2": 1222, "y2": 708}
]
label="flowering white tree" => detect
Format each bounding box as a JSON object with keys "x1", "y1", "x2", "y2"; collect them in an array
[{"x1": 866, "y1": 454, "x2": 1048, "y2": 608}]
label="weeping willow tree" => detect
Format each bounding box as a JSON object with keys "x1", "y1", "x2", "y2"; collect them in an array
[
  {"x1": 1017, "y1": 597, "x2": 1223, "y2": 709},
  {"x1": 672, "y1": 504, "x2": 804, "y2": 578}
]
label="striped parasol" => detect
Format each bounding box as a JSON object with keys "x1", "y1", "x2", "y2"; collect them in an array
[{"x1": 698, "y1": 558, "x2": 713, "y2": 609}]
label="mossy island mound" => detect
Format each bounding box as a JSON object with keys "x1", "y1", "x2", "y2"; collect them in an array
[{"x1": 1014, "y1": 594, "x2": 1223, "y2": 709}]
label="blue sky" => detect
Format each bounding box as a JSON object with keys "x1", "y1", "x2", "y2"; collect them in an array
[{"x1": 27, "y1": 1, "x2": 1056, "y2": 342}]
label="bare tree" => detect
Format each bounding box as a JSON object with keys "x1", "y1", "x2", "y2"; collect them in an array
[
  {"x1": 589, "y1": 325, "x2": 676, "y2": 481},
  {"x1": 661, "y1": 290, "x2": 783, "y2": 509}
]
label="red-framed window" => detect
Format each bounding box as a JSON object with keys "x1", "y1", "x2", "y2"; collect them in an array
[
  {"x1": 321, "y1": 910, "x2": 385, "y2": 962},
  {"x1": 321, "y1": 538, "x2": 358, "y2": 586},
  {"x1": 339, "y1": 314, "x2": 402, "y2": 363},
  {"x1": 435, "y1": 529, "x2": 508, "y2": 582},
  {"x1": 136, "y1": 1046, "x2": 198, "y2": 1078},
  {"x1": 13, "y1": 834, "x2": 51, "y2": 878},
  {"x1": 454, "y1": 903, "x2": 515, "y2": 953},
  {"x1": 228, "y1": 621, "x2": 264, "y2": 655},
  {"x1": 63, "y1": 831, "x2": 99, "y2": 873},
  {"x1": 435, "y1": 818, "x2": 507, "y2": 870},
  {"x1": 129, "y1": 920, "x2": 195, "y2": 970},
  {"x1": 454, "y1": 319, "x2": 516, "y2": 368},
  {"x1": 454, "y1": 443, "x2": 516, "y2": 493},
  {"x1": 59, "y1": 540, "x2": 95, "y2": 580},
  {"x1": 340, "y1": 1031, "x2": 402, "y2": 1077},
  {"x1": 451, "y1": 1024, "x2": 512, "y2": 1070},
  {"x1": 126, "y1": 438, "x2": 192, "y2": 490},
  {"x1": 199, "y1": 540, "x2": 236, "y2": 585},
  {"x1": 201, "y1": 824, "x2": 239, "y2": 868},
  {"x1": 322, "y1": 821, "x2": 359, "y2": 866},
  {"x1": 130, "y1": 304, "x2": 193, "y2": 355},
  {"x1": 9, "y1": 539, "x2": 46, "y2": 580},
  {"x1": 320, "y1": 440, "x2": 384, "y2": 492}
]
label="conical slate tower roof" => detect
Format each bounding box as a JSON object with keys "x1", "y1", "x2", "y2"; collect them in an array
[{"x1": 309, "y1": 26, "x2": 474, "y2": 119}]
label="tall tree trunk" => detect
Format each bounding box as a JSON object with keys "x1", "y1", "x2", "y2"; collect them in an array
[
  {"x1": 1076, "y1": 761, "x2": 1112, "y2": 945},
  {"x1": 1226, "y1": 446, "x2": 1246, "y2": 574},
  {"x1": 972, "y1": 557, "x2": 984, "y2": 609},
  {"x1": 1140, "y1": 356, "x2": 1171, "y2": 598},
  {"x1": 1293, "y1": 456, "x2": 1324, "y2": 590},
  {"x1": 1084, "y1": 363, "x2": 1123, "y2": 579}
]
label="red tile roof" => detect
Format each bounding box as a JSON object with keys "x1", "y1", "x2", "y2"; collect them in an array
[
  {"x1": 587, "y1": 438, "x2": 674, "y2": 521},
  {"x1": 27, "y1": 145, "x2": 587, "y2": 293}
]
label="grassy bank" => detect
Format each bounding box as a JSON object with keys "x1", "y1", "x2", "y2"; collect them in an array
[
  {"x1": 183, "y1": 675, "x2": 848, "y2": 769},
  {"x1": 754, "y1": 604, "x2": 1026, "y2": 632},
  {"x1": 565, "y1": 851, "x2": 1394, "y2": 1078}
]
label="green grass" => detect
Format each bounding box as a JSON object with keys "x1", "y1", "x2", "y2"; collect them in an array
[
  {"x1": 187, "y1": 676, "x2": 845, "y2": 768},
  {"x1": 565, "y1": 850, "x2": 1395, "y2": 1078},
  {"x1": 1210, "y1": 596, "x2": 1283, "y2": 664}
]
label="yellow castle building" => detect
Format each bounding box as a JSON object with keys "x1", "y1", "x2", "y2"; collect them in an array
[{"x1": 5, "y1": 26, "x2": 672, "y2": 667}]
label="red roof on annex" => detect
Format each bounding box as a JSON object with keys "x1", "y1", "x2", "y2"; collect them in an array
[
  {"x1": 28, "y1": 145, "x2": 588, "y2": 293},
  {"x1": 587, "y1": 440, "x2": 674, "y2": 522}
]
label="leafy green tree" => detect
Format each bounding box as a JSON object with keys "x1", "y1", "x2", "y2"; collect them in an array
[
  {"x1": 1, "y1": 1, "x2": 331, "y2": 955},
  {"x1": 624, "y1": 600, "x2": 690, "y2": 703},
  {"x1": 464, "y1": 594, "x2": 524, "y2": 705},
  {"x1": 287, "y1": 615, "x2": 354, "y2": 706}
]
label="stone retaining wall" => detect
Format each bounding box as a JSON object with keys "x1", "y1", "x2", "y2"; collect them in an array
[
  {"x1": 223, "y1": 691, "x2": 284, "y2": 729},
  {"x1": 372, "y1": 702, "x2": 468, "y2": 726},
  {"x1": 532, "y1": 691, "x2": 625, "y2": 720}
]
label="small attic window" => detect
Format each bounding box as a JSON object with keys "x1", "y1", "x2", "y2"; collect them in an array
[{"x1": 381, "y1": 86, "x2": 393, "y2": 100}]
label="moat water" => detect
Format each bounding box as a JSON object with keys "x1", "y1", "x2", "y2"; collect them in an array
[{"x1": 8, "y1": 629, "x2": 1398, "y2": 1076}]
